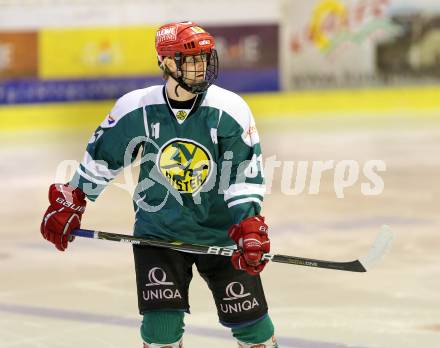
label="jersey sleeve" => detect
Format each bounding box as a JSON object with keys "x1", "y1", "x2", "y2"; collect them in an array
[
  {"x1": 70, "y1": 91, "x2": 147, "y2": 201},
  {"x1": 217, "y1": 98, "x2": 265, "y2": 224}
]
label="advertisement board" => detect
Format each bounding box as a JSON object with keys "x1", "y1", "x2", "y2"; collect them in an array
[
  {"x1": 0, "y1": 23, "x2": 279, "y2": 104},
  {"x1": 206, "y1": 24, "x2": 279, "y2": 92},
  {"x1": 39, "y1": 26, "x2": 158, "y2": 79},
  {"x1": 281, "y1": 0, "x2": 401, "y2": 89},
  {"x1": 0, "y1": 32, "x2": 38, "y2": 79}
]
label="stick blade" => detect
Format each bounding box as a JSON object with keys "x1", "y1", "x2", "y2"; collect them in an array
[{"x1": 359, "y1": 225, "x2": 394, "y2": 270}]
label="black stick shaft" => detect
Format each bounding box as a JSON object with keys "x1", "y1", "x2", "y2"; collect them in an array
[{"x1": 71, "y1": 229, "x2": 366, "y2": 273}]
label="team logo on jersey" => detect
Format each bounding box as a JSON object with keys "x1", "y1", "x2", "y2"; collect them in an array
[
  {"x1": 100, "y1": 114, "x2": 117, "y2": 129},
  {"x1": 107, "y1": 115, "x2": 115, "y2": 125},
  {"x1": 158, "y1": 139, "x2": 212, "y2": 194},
  {"x1": 175, "y1": 110, "x2": 188, "y2": 121}
]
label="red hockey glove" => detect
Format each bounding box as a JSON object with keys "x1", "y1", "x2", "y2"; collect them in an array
[
  {"x1": 228, "y1": 215, "x2": 270, "y2": 276},
  {"x1": 40, "y1": 183, "x2": 86, "y2": 251}
]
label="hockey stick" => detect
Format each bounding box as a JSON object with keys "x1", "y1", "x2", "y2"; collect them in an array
[{"x1": 71, "y1": 225, "x2": 393, "y2": 273}]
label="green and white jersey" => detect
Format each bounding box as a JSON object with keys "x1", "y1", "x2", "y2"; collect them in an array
[{"x1": 71, "y1": 84, "x2": 265, "y2": 246}]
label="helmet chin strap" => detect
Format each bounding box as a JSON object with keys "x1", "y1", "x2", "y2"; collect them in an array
[
  {"x1": 174, "y1": 81, "x2": 180, "y2": 98},
  {"x1": 168, "y1": 74, "x2": 189, "y2": 98}
]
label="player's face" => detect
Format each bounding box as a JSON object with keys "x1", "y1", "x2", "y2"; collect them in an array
[{"x1": 181, "y1": 53, "x2": 208, "y2": 85}]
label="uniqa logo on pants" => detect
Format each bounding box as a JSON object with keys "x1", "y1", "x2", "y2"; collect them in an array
[
  {"x1": 220, "y1": 282, "x2": 259, "y2": 314},
  {"x1": 142, "y1": 267, "x2": 182, "y2": 301}
]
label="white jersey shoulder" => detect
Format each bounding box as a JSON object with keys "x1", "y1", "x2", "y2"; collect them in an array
[
  {"x1": 101, "y1": 85, "x2": 164, "y2": 128},
  {"x1": 203, "y1": 84, "x2": 259, "y2": 146}
]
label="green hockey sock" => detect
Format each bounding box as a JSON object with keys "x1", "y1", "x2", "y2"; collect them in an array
[
  {"x1": 141, "y1": 311, "x2": 184, "y2": 344},
  {"x1": 232, "y1": 315, "x2": 275, "y2": 344}
]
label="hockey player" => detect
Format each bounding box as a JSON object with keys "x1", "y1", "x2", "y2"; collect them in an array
[{"x1": 41, "y1": 21, "x2": 278, "y2": 347}]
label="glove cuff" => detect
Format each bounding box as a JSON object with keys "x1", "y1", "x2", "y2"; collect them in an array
[{"x1": 48, "y1": 183, "x2": 87, "y2": 213}]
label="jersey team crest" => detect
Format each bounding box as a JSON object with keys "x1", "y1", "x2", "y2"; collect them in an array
[
  {"x1": 158, "y1": 139, "x2": 212, "y2": 194},
  {"x1": 176, "y1": 110, "x2": 188, "y2": 121}
]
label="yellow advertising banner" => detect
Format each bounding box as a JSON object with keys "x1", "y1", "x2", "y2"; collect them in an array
[{"x1": 39, "y1": 26, "x2": 159, "y2": 78}]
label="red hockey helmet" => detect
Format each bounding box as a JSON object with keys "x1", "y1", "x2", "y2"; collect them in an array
[{"x1": 155, "y1": 21, "x2": 218, "y2": 94}]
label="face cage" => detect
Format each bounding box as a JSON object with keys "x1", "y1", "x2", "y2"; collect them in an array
[{"x1": 174, "y1": 49, "x2": 218, "y2": 94}]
